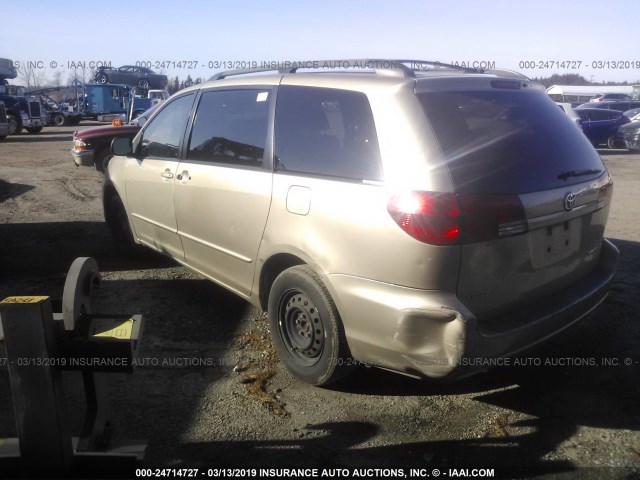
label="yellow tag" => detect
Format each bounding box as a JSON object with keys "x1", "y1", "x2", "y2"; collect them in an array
[
  {"x1": 1, "y1": 296, "x2": 49, "y2": 304},
  {"x1": 90, "y1": 318, "x2": 134, "y2": 340}
]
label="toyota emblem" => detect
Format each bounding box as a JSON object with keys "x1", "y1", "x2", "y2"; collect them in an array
[{"x1": 564, "y1": 193, "x2": 576, "y2": 211}]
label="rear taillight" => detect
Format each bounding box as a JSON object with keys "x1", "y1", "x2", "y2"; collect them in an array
[
  {"x1": 387, "y1": 192, "x2": 460, "y2": 246},
  {"x1": 597, "y1": 180, "x2": 613, "y2": 210},
  {"x1": 387, "y1": 191, "x2": 527, "y2": 246}
]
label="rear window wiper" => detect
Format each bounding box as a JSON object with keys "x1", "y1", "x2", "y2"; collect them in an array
[{"x1": 557, "y1": 169, "x2": 601, "y2": 181}]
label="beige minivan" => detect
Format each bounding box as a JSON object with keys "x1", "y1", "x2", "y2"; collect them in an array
[{"x1": 105, "y1": 60, "x2": 618, "y2": 385}]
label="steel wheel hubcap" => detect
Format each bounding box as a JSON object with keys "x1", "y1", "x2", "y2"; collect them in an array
[{"x1": 281, "y1": 292, "x2": 324, "y2": 361}]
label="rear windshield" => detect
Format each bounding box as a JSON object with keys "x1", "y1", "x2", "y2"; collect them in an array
[{"x1": 418, "y1": 90, "x2": 605, "y2": 194}]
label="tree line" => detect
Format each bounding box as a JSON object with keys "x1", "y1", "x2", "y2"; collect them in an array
[
  {"x1": 532, "y1": 73, "x2": 640, "y2": 88},
  {"x1": 14, "y1": 68, "x2": 639, "y2": 94}
]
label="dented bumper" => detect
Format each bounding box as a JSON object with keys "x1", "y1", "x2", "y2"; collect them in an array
[{"x1": 325, "y1": 238, "x2": 619, "y2": 380}]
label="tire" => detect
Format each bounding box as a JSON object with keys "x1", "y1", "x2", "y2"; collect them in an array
[
  {"x1": 7, "y1": 114, "x2": 21, "y2": 135},
  {"x1": 53, "y1": 113, "x2": 66, "y2": 126},
  {"x1": 131, "y1": 110, "x2": 144, "y2": 119},
  {"x1": 95, "y1": 148, "x2": 113, "y2": 173},
  {"x1": 267, "y1": 265, "x2": 354, "y2": 386},
  {"x1": 607, "y1": 135, "x2": 617, "y2": 149},
  {"x1": 138, "y1": 79, "x2": 150, "y2": 89},
  {"x1": 26, "y1": 127, "x2": 43, "y2": 134},
  {"x1": 95, "y1": 73, "x2": 108, "y2": 84},
  {"x1": 0, "y1": 135, "x2": 6, "y2": 140},
  {"x1": 107, "y1": 195, "x2": 137, "y2": 254}
]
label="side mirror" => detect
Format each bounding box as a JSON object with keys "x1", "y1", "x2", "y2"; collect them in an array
[
  {"x1": 111, "y1": 137, "x2": 133, "y2": 156},
  {"x1": 133, "y1": 116, "x2": 147, "y2": 128}
]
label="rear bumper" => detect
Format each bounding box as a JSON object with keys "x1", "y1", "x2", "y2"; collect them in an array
[{"x1": 326, "y1": 238, "x2": 619, "y2": 380}]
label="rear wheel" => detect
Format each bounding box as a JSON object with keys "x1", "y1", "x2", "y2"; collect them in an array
[
  {"x1": 95, "y1": 73, "x2": 108, "y2": 84},
  {"x1": 53, "y1": 113, "x2": 66, "y2": 126},
  {"x1": 268, "y1": 265, "x2": 354, "y2": 386},
  {"x1": 607, "y1": 135, "x2": 617, "y2": 149}
]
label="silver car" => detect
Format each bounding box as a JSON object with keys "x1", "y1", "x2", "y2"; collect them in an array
[{"x1": 104, "y1": 60, "x2": 618, "y2": 385}]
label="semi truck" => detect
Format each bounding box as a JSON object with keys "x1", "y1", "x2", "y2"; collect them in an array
[
  {"x1": 0, "y1": 58, "x2": 47, "y2": 135},
  {"x1": 81, "y1": 84, "x2": 162, "y2": 121},
  {"x1": 27, "y1": 83, "x2": 165, "y2": 125},
  {"x1": 0, "y1": 83, "x2": 48, "y2": 134},
  {"x1": 0, "y1": 101, "x2": 9, "y2": 140}
]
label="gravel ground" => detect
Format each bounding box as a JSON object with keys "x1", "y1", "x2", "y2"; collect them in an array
[{"x1": 0, "y1": 125, "x2": 639, "y2": 479}]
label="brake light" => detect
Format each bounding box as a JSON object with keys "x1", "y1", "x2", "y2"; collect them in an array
[
  {"x1": 387, "y1": 192, "x2": 460, "y2": 246},
  {"x1": 387, "y1": 191, "x2": 527, "y2": 246}
]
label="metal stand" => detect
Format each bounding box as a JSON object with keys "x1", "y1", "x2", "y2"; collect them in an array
[{"x1": 0, "y1": 257, "x2": 146, "y2": 477}]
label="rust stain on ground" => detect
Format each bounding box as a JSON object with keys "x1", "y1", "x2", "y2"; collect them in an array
[{"x1": 235, "y1": 320, "x2": 286, "y2": 416}]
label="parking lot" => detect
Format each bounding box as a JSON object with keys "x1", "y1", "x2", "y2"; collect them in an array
[{"x1": 1, "y1": 124, "x2": 639, "y2": 477}]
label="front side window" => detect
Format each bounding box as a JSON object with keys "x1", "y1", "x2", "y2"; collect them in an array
[
  {"x1": 139, "y1": 93, "x2": 194, "y2": 159},
  {"x1": 187, "y1": 89, "x2": 270, "y2": 166},
  {"x1": 275, "y1": 85, "x2": 383, "y2": 181}
]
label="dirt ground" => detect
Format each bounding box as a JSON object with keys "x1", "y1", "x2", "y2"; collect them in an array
[{"x1": 0, "y1": 124, "x2": 639, "y2": 479}]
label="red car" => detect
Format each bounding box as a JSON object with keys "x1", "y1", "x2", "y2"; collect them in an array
[{"x1": 71, "y1": 105, "x2": 158, "y2": 172}]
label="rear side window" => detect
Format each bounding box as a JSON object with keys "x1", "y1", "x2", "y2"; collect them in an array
[
  {"x1": 418, "y1": 90, "x2": 605, "y2": 194},
  {"x1": 188, "y1": 89, "x2": 270, "y2": 167},
  {"x1": 578, "y1": 109, "x2": 614, "y2": 121},
  {"x1": 275, "y1": 85, "x2": 383, "y2": 181}
]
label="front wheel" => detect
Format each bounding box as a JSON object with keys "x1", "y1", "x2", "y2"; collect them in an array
[
  {"x1": 95, "y1": 148, "x2": 113, "y2": 173},
  {"x1": 268, "y1": 265, "x2": 354, "y2": 386},
  {"x1": 7, "y1": 114, "x2": 21, "y2": 135},
  {"x1": 607, "y1": 135, "x2": 617, "y2": 149},
  {"x1": 25, "y1": 127, "x2": 43, "y2": 134},
  {"x1": 138, "y1": 79, "x2": 150, "y2": 89},
  {"x1": 107, "y1": 195, "x2": 137, "y2": 255},
  {"x1": 95, "y1": 73, "x2": 108, "y2": 84}
]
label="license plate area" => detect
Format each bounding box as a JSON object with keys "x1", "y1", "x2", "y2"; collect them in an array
[{"x1": 531, "y1": 217, "x2": 582, "y2": 269}]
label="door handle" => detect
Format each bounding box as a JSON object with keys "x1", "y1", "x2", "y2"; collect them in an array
[
  {"x1": 177, "y1": 170, "x2": 191, "y2": 182},
  {"x1": 160, "y1": 169, "x2": 174, "y2": 179}
]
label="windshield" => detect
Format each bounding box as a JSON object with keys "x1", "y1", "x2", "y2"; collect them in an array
[{"x1": 418, "y1": 90, "x2": 605, "y2": 194}]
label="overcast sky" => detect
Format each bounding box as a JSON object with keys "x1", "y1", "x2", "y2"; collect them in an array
[{"x1": 3, "y1": 0, "x2": 640, "y2": 85}]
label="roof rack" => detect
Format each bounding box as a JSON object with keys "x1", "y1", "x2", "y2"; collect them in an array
[{"x1": 208, "y1": 59, "x2": 509, "y2": 81}]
